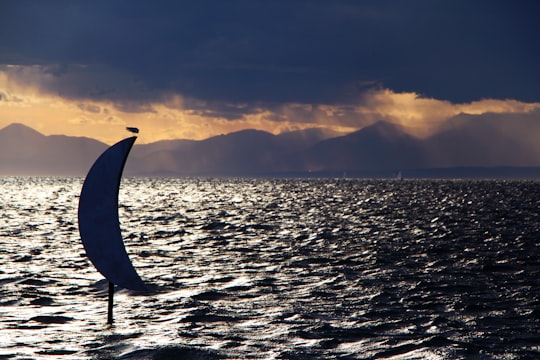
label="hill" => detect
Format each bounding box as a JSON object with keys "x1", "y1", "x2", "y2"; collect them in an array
[
  {"x1": 2, "y1": 116, "x2": 540, "y2": 178},
  {"x1": 0, "y1": 123, "x2": 107, "y2": 175}
]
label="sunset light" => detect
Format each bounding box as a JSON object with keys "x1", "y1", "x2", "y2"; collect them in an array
[{"x1": 2, "y1": 66, "x2": 539, "y2": 144}]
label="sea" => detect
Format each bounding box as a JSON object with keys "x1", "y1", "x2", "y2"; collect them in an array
[{"x1": 0, "y1": 177, "x2": 539, "y2": 359}]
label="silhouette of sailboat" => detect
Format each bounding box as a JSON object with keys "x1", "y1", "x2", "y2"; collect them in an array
[{"x1": 78, "y1": 134, "x2": 145, "y2": 323}]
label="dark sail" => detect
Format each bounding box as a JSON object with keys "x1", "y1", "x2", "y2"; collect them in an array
[{"x1": 78, "y1": 136, "x2": 145, "y2": 291}]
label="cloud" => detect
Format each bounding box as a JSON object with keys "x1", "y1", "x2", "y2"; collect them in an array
[
  {"x1": 457, "y1": 99, "x2": 540, "y2": 115},
  {"x1": 0, "y1": 64, "x2": 154, "y2": 103},
  {"x1": 0, "y1": 0, "x2": 538, "y2": 108},
  {"x1": 68, "y1": 116, "x2": 90, "y2": 125},
  {"x1": 353, "y1": 90, "x2": 540, "y2": 136},
  {"x1": 114, "y1": 101, "x2": 156, "y2": 114},
  {"x1": 0, "y1": 90, "x2": 24, "y2": 103},
  {"x1": 77, "y1": 103, "x2": 101, "y2": 114},
  {"x1": 4, "y1": 59, "x2": 540, "y2": 143}
]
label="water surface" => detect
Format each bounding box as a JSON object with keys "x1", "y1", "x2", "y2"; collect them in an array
[{"x1": 0, "y1": 177, "x2": 539, "y2": 359}]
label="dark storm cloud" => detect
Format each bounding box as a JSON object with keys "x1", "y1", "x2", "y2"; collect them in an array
[
  {"x1": 179, "y1": 98, "x2": 267, "y2": 120},
  {"x1": 1, "y1": 0, "x2": 539, "y2": 108}
]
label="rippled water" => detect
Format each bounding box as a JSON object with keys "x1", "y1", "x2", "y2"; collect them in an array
[{"x1": 0, "y1": 177, "x2": 539, "y2": 359}]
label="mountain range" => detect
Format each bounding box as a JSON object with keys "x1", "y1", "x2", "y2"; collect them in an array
[{"x1": 2, "y1": 113, "x2": 540, "y2": 178}]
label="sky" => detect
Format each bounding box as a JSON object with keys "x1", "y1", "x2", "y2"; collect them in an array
[{"x1": 1, "y1": 0, "x2": 539, "y2": 144}]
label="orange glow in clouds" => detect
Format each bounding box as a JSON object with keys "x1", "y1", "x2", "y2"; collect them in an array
[{"x1": 1, "y1": 69, "x2": 540, "y2": 144}]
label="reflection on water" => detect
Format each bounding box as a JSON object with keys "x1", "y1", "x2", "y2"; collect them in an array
[{"x1": 0, "y1": 177, "x2": 539, "y2": 359}]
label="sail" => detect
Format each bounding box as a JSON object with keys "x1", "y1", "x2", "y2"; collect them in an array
[{"x1": 78, "y1": 136, "x2": 145, "y2": 291}]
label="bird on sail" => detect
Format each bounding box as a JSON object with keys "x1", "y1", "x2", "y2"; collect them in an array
[{"x1": 126, "y1": 127, "x2": 139, "y2": 134}]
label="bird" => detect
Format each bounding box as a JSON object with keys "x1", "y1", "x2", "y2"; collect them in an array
[{"x1": 126, "y1": 127, "x2": 139, "y2": 134}]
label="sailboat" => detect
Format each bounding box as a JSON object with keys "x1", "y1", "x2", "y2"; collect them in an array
[{"x1": 78, "y1": 132, "x2": 146, "y2": 323}]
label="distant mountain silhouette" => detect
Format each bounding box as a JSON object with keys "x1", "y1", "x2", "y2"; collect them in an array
[
  {"x1": 0, "y1": 123, "x2": 107, "y2": 175},
  {"x1": 301, "y1": 121, "x2": 425, "y2": 172},
  {"x1": 128, "y1": 129, "x2": 329, "y2": 175},
  {"x1": 423, "y1": 111, "x2": 540, "y2": 167},
  {"x1": 129, "y1": 138, "x2": 198, "y2": 175},
  {"x1": 2, "y1": 116, "x2": 540, "y2": 177}
]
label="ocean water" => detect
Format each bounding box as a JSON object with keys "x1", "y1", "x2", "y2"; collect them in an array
[{"x1": 0, "y1": 177, "x2": 539, "y2": 359}]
